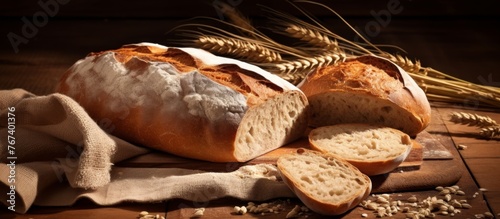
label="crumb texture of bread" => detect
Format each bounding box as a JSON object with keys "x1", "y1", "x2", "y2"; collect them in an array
[
  {"x1": 299, "y1": 55, "x2": 431, "y2": 136},
  {"x1": 234, "y1": 91, "x2": 308, "y2": 161},
  {"x1": 280, "y1": 153, "x2": 367, "y2": 202},
  {"x1": 309, "y1": 124, "x2": 412, "y2": 160},
  {"x1": 309, "y1": 124, "x2": 413, "y2": 175},
  {"x1": 277, "y1": 149, "x2": 371, "y2": 215},
  {"x1": 307, "y1": 92, "x2": 421, "y2": 135}
]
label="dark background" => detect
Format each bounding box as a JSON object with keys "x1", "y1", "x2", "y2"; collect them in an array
[{"x1": 1, "y1": 0, "x2": 500, "y2": 94}]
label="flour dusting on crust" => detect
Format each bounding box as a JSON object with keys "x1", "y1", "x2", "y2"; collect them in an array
[{"x1": 65, "y1": 51, "x2": 247, "y2": 123}]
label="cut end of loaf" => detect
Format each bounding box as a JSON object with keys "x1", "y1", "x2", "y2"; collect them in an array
[
  {"x1": 309, "y1": 124, "x2": 413, "y2": 175},
  {"x1": 233, "y1": 91, "x2": 309, "y2": 162},
  {"x1": 277, "y1": 149, "x2": 371, "y2": 215},
  {"x1": 308, "y1": 92, "x2": 424, "y2": 136}
]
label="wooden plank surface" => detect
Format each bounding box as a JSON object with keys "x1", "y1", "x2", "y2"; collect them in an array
[
  {"x1": 437, "y1": 107, "x2": 500, "y2": 216},
  {"x1": 0, "y1": 199, "x2": 166, "y2": 219},
  {"x1": 115, "y1": 126, "x2": 465, "y2": 195}
]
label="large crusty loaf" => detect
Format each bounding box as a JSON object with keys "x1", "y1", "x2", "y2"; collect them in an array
[
  {"x1": 56, "y1": 42, "x2": 309, "y2": 162},
  {"x1": 277, "y1": 148, "x2": 371, "y2": 215},
  {"x1": 298, "y1": 55, "x2": 431, "y2": 137},
  {"x1": 309, "y1": 124, "x2": 413, "y2": 176}
]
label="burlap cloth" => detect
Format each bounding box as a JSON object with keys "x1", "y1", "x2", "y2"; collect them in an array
[{"x1": 0, "y1": 89, "x2": 294, "y2": 214}]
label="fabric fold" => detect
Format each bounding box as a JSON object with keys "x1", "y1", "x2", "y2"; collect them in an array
[{"x1": 0, "y1": 89, "x2": 293, "y2": 214}]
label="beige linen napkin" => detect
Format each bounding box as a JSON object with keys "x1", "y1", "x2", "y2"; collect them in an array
[{"x1": 0, "y1": 89, "x2": 293, "y2": 214}]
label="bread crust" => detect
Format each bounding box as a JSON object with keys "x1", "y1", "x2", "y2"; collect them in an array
[
  {"x1": 56, "y1": 43, "x2": 308, "y2": 162},
  {"x1": 299, "y1": 55, "x2": 431, "y2": 136}
]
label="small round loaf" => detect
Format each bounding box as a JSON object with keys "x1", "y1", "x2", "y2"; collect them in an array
[
  {"x1": 277, "y1": 148, "x2": 372, "y2": 215},
  {"x1": 298, "y1": 55, "x2": 431, "y2": 137},
  {"x1": 309, "y1": 124, "x2": 413, "y2": 176},
  {"x1": 56, "y1": 43, "x2": 309, "y2": 162}
]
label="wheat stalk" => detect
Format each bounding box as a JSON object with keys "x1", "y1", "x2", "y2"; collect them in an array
[
  {"x1": 382, "y1": 53, "x2": 500, "y2": 94},
  {"x1": 479, "y1": 126, "x2": 500, "y2": 138},
  {"x1": 448, "y1": 111, "x2": 500, "y2": 138},
  {"x1": 379, "y1": 53, "x2": 500, "y2": 108},
  {"x1": 214, "y1": 1, "x2": 256, "y2": 37},
  {"x1": 288, "y1": 0, "x2": 500, "y2": 108},
  {"x1": 260, "y1": 52, "x2": 347, "y2": 84},
  {"x1": 285, "y1": 24, "x2": 340, "y2": 51},
  {"x1": 449, "y1": 112, "x2": 498, "y2": 128},
  {"x1": 268, "y1": 52, "x2": 346, "y2": 74},
  {"x1": 381, "y1": 53, "x2": 423, "y2": 74},
  {"x1": 170, "y1": 1, "x2": 500, "y2": 108},
  {"x1": 195, "y1": 35, "x2": 282, "y2": 63},
  {"x1": 263, "y1": 4, "x2": 372, "y2": 56}
]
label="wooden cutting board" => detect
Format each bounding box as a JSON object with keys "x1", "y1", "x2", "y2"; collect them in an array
[
  {"x1": 117, "y1": 129, "x2": 462, "y2": 193},
  {"x1": 118, "y1": 131, "x2": 452, "y2": 172}
]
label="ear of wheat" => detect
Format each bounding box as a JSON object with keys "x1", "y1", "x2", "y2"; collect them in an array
[
  {"x1": 449, "y1": 112, "x2": 498, "y2": 128},
  {"x1": 195, "y1": 35, "x2": 282, "y2": 63},
  {"x1": 270, "y1": 52, "x2": 346, "y2": 74},
  {"x1": 285, "y1": 24, "x2": 339, "y2": 51},
  {"x1": 262, "y1": 52, "x2": 347, "y2": 84},
  {"x1": 448, "y1": 111, "x2": 500, "y2": 138},
  {"x1": 479, "y1": 126, "x2": 500, "y2": 138}
]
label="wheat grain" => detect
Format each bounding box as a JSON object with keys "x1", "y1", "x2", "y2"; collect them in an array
[
  {"x1": 195, "y1": 35, "x2": 282, "y2": 63},
  {"x1": 449, "y1": 112, "x2": 498, "y2": 128},
  {"x1": 479, "y1": 126, "x2": 500, "y2": 138},
  {"x1": 285, "y1": 24, "x2": 340, "y2": 51}
]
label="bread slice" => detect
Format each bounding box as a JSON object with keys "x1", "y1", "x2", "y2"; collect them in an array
[
  {"x1": 277, "y1": 148, "x2": 371, "y2": 216},
  {"x1": 309, "y1": 124, "x2": 413, "y2": 176},
  {"x1": 56, "y1": 43, "x2": 309, "y2": 162},
  {"x1": 298, "y1": 55, "x2": 431, "y2": 137}
]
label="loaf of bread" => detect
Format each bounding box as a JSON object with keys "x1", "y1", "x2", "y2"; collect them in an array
[
  {"x1": 309, "y1": 124, "x2": 413, "y2": 176},
  {"x1": 298, "y1": 55, "x2": 431, "y2": 137},
  {"x1": 56, "y1": 43, "x2": 309, "y2": 162},
  {"x1": 277, "y1": 148, "x2": 371, "y2": 215}
]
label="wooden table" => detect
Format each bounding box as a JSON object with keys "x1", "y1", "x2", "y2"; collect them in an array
[
  {"x1": 0, "y1": 106, "x2": 497, "y2": 219},
  {"x1": 1, "y1": 1, "x2": 499, "y2": 218}
]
